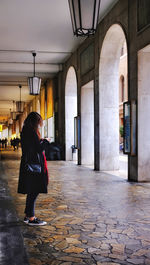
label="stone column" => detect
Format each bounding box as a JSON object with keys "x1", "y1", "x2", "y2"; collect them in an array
[
  {"x1": 138, "y1": 51, "x2": 150, "y2": 181},
  {"x1": 81, "y1": 81, "x2": 94, "y2": 166}
]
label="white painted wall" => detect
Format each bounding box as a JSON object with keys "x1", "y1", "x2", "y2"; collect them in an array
[
  {"x1": 48, "y1": 117, "x2": 54, "y2": 142},
  {"x1": 99, "y1": 24, "x2": 126, "y2": 171},
  {"x1": 41, "y1": 120, "x2": 45, "y2": 138},
  {"x1": 65, "y1": 67, "x2": 77, "y2": 161},
  {"x1": 36, "y1": 99, "x2": 40, "y2": 114},
  {"x1": 1, "y1": 128, "x2": 8, "y2": 139},
  {"x1": 8, "y1": 126, "x2": 12, "y2": 142},
  {"x1": 81, "y1": 81, "x2": 94, "y2": 166},
  {"x1": 138, "y1": 50, "x2": 150, "y2": 181}
]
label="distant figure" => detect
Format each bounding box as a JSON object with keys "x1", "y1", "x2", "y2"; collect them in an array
[
  {"x1": 0, "y1": 139, "x2": 2, "y2": 148},
  {"x1": 4, "y1": 138, "x2": 7, "y2": 148},
  {"x1": 15, "y1": 137, "x2": 20, "y2": 149},
  {"x1": 2, "y1": 139, "x2": 5, "y2": 148},
  {"x1": 12, "y1": 138, "x2": 16, "y2": 151}
]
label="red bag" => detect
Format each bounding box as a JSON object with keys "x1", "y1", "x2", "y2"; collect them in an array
[{"x1": 43, "y1": 152, "x2": 49, "y2": 184}]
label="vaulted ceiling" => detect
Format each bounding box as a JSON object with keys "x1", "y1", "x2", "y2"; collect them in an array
[{"x1": 0, "y1": 0, "x2": 118, "y2": 122}]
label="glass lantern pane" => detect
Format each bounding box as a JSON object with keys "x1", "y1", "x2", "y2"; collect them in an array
[
  {"x1": 94, "y1": 0, "x2": 100, "y2": 29},
  {"x1": 16, "y1": 101, "x2": 25, "y2": 113},
  {"x1": 80, "y1": 0, "x2": 94, "y2": 30},
  {"x1": 33, "y1": 77, "x2": 41, "y2": 94},
  {"x1": 68, "y1": 0, "x2": 76, "y2": 33},
  {"x1": 20, "y1": 102, "x2": 24, "y2": 112},
  {"x1": 28, "y1": 77, "x2": 41, "y2": 95},
  {"x1": 73, "y1": 0, "x2": 80, "y2": 30}
]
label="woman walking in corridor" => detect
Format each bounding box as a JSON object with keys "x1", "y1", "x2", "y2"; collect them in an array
[{"x1": 18, "y1": 112, "x2": 49, "y2": 226}]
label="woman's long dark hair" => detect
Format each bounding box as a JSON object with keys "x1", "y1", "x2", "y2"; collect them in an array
[{"x1": 23, "y1": 112, "x2": 42, "y2": 131}]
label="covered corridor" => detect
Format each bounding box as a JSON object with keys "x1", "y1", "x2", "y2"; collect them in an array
[
  {"x1": 1, "y1": 0, "x2": 150, "y2": 264},
  {"x1": 1, "y1": 149, "x2": 150, "y2": 265}
]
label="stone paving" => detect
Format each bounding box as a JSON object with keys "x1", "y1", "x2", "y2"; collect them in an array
[
  {"x1": 1, "y1": 149, "x2": 150, "y2": 265},
  {"x1": 0, "y1": 160, "x2": 28, "y2": 265}
]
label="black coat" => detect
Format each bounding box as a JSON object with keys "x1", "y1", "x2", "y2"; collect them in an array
[{"x1": 18, "y1": 126, "x2": 49, "y2": 194}]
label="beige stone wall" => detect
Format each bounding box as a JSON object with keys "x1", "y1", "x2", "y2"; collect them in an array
[
  {"x1": 119, "y1": 44, "x2": 128, "y2": 143},
  {"x1": 119, "y1": 56, "x2": 128, "y2": 103},
  {"x1": 119, "y1": 43, "x2": 128, "y2": 143}
]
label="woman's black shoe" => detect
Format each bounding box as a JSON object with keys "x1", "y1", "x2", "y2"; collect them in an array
[{"x1": 28, "y1": 217, "x2": 47, "y2": 226}]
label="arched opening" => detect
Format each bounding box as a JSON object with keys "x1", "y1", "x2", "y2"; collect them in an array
[
  {"x1": 99, "y1": 24, "x2": 128, "y2": 179},
  {"x1": 65, "y1": 66, "x2": 78, "y2": 161}
]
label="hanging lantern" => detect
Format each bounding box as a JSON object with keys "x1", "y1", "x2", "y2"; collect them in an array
[
  {"x1": 28, "y1": 52, "x2": 41, "y2": 95},
  {"x1": 16, "y1": 101, "x2": 25, "y2": 113},
  {"x1": 68, "y1": 0, "x2": 101, "y2": 37},
  {"x1": 16, "y1": 85, "x2": 25, "y2": 113}
]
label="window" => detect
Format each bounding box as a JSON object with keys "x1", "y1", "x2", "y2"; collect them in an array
[{"x1": 138, "y1": 0, "x2": 150, "y2": 31}]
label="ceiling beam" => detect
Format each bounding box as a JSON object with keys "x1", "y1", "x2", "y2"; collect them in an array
[
  {"x1": 0, "y1": 72, "x2": 56, "y2": 77},
  {"x1": 0, "y1": 83, "x2": 27, "y2": 86},
  {"x1": 0, "y1": 49, "x2": 72, "y2": 55},
  {"x1": 0, "y1": 62, "x2": 60, "y2": 73}
]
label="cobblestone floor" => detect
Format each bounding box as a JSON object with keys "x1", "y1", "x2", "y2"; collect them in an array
[{"x1": 1, "y1": 149, "x2": 150, "y2": 265}]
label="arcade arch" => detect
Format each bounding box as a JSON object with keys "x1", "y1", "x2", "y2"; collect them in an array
[
  {"x1": 99, "y1": 24, "x2": 128, "y2": 178},
  {"x1": 65, "y1": 66, "x2": 78, "y2": 161}
]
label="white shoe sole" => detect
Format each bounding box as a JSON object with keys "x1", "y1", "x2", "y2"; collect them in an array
[
  {"x1": 28, "y1": 222, "x2": 47, "y2": 226},
  {"x1": 23, "y1": 220, "x2": 29, "y2": 224}
]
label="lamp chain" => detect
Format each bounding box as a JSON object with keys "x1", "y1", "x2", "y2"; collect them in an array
[
  {"x1": 32, "y1": 52, "x2": 36, "y2": 77},
  {"x1": 34, "y1": 55, "x2": 35, "y2": 77},
  {"x1": 19, "y1": 85, "x2": 22, "y2": 102}
]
